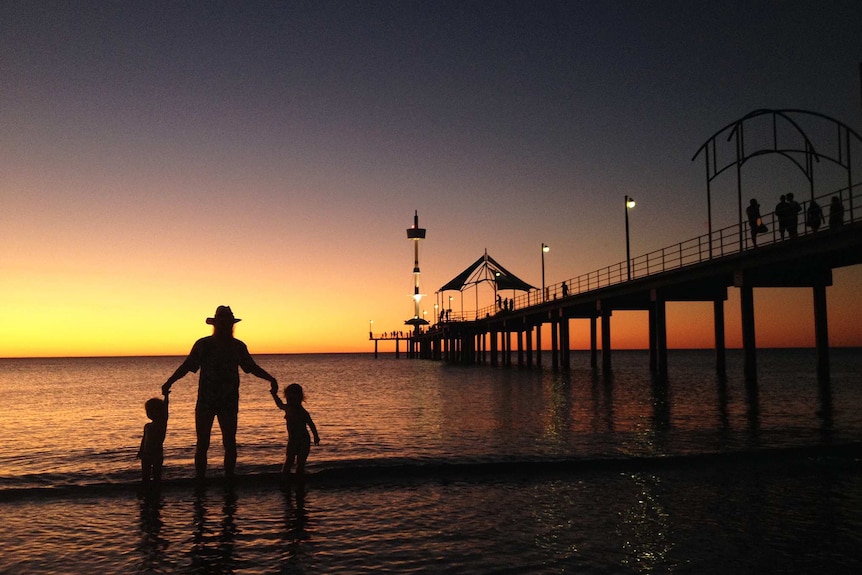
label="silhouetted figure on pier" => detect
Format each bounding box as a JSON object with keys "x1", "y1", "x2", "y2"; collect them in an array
[
  {"x1": 830, "y1": 196, "x2": 844, "y2": 228},
  {"x1": 562, "y1": 282, "x2": 568, "y2": 297},
  {"x1": 775, "y1": 195, "x2": 789, "y2": 239},
  {"x1": 271, "y1": 383, "x2": 319, "y2": 486},
  {"x1": 786, "y1": 193, "x2": 801, "y2": 238},
  {"x1": 496, "y1": 294, "x2": 502, "y2": 310},
  {"x1": 746, "y1": 198, "x2": 764, "y2": 247},
  {"x1": 806, "y1": 200, "x2": 824, "y2": 232},
  {"x1": 162, "y1": 306, "x2": 278, "y2": 483},
  {"x1": 138, "y1": 391, "x2": 169, "y2": 489}
]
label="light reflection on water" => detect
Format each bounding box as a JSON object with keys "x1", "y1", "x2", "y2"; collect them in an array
[
  {"x1": 1, "y1": 350, "x2": 861, "y2": 572},
  {"x1": 1, "y1": 350, "x2": 861, "y2": 486},
  {"x1": 2, "y1": 463, "x2": 861, "y2": 574}
]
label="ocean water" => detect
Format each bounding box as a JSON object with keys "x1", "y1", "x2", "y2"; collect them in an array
[{"x1": 1, "y1": 350, "x2": 861, "y2": 573}]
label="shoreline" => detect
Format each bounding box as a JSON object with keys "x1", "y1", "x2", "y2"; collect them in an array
[{"x1": 3, "y1": 442, "x2": 860, "y2": 502}]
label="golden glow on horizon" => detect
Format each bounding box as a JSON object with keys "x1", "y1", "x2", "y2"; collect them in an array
[
  {"x1": 5, "y1": 285, "x2": 862, "y2": 357},
  {"x1": 3, "y1": 256, "x2": 862, "y2": 358}
]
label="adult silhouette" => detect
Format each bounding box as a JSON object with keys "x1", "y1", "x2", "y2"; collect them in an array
[
  {"x1": 163, "y1": 306, "x2": 278, "y2": 482},
  {"x1": 785, "y1": 193, "x2": 801, "y2": 238},
  {"x1": 829, "y1": 196, "x2": 845, "y2": 227},
  {"x1": 746, "y1": 198, "x2": 764, "y2": 247},
  {"x1": 775, "y1": 195, "x2": 789, "y2": 239}
]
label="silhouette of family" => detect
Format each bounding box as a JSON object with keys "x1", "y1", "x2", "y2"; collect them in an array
[{"x1": 139, "y1": 305, "x2": 321, "y2": 490}]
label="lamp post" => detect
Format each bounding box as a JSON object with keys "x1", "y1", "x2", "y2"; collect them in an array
[
  {"x1": 625, "y1": 195, "x2": 636, "y2": 280},
  {"x1": 448, "y1": 295, "x2": 453, "y2": 320},
  {"x1": 369, "y1": 319, "x2": 373, "y2": 339},
  {"x1": 541, "y1": 243, "x2": 550, "y2": 302},
  {"x1": 434, "y1": 303, "x2": 439, "y2": 324}
]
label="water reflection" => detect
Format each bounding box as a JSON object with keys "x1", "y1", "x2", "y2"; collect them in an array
[
  {"x1": 280, "y1": 484, "x2": 312, "y2": 570},
  {"x1": 650, "y1": 374, "x2": 671, "y2": 433},
  {"x1": 547, "y1": 372, "x2": 573, "y2": 443},
  {"x1": 715, "y1": 374, "x2": 731, "y2": 447},
  {"x1": 817, "y1": 378, "x2": 834, "y2": 444},
  {"x1": 190, "y1": 486, "x2": 238, "y2": 574},
  {"x1": 618, "y1": 472, "x2": 672, "y2": 573},
  {"x1": 137, "y1": 492, "x2": 167, "y2": 572},
  {"x1": 744, "y1": 375, "x2": 761, "y2": 447},
  {"x1": 590, "y1": 370, "x2": 615, "y2": 433}
]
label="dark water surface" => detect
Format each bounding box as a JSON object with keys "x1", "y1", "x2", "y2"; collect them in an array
[{"x1": 1, "y1": 350, "x2": 860, "y2": 573}]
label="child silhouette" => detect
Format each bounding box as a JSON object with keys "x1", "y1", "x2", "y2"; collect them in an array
[
  {"x1": 138, "y1": 391, "x2": 169, "y2": 488},
  {"x1": 271, "y1": 383, "x2": 319, "y2": 483}
]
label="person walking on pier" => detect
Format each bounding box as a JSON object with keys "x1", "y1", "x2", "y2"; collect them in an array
[
  {"x1": 775, "y1": 195, "x2": 789, "y2": 239},
  {"x1": 786, "y1": 193, "x2": 801, "y2": 238},
  {"x1": 829, "y1": 196, "x2": 844, "y2": 228},
  {"x1": 162, "y1": 305, "x2": 279, "y2": 483},
  {"x1": 746, "y1": 198, "x2": 764, "y2": 247},
  {"x1": 806, "y1": 199, "x2": 824, "y2": 233}
]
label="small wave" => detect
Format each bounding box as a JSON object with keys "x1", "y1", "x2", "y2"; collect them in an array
[{"x1": 2, "y1": 443, "x2": 859, "y2": 502}]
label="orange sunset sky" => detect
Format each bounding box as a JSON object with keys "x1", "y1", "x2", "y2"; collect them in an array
[{"x1": 2, "y1": 2, "x2": 861, "y2": 358}]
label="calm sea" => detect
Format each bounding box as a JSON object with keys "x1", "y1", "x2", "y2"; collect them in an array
[{"x1": 1, "y1": 350, "x2": 861, "y2": 574}]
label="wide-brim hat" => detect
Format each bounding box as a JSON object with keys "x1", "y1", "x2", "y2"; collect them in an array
[{"x1": 206, "y1": 305, "x2": 241, "y2": 325}]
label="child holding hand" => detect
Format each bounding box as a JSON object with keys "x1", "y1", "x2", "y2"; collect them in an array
[{"x1": 271, "y1": 383, "x2": 319, "y2": 482}]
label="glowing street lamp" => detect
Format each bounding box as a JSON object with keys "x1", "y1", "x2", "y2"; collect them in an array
[
  {"x1": 541, "y1": 243, "x2": 550, "y2": 302},
  {"x1": 625, "y1": 195, "x2": 636, "y2": 280}
]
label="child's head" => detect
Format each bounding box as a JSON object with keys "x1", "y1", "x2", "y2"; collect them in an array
[
  {"x1": 284, "y1": 383, "x2": 304, "y2": 404},
  {"x1": 145, "y1": 397, "x2": 167, "y2": 422}
]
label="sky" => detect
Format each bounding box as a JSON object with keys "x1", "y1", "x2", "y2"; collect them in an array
[{"x1": 2, "y1": 0, "x2": 862, "y2": 358}]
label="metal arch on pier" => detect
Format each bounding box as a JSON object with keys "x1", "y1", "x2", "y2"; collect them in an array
[{"x1": 692, "y1": 108, "x2": 862, "y2": 254}]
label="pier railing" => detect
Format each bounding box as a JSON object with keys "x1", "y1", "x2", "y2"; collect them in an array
[{"x1": 441, "y1": 184, "x2": 858, "y2": 323}]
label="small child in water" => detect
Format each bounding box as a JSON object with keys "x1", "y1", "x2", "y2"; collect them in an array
[
  {"x1": 271, "y1": 383, "x2": 320, "y2": 482},
  {"x1": 138, "y1": 391, "x2": 169, "y2": 488}
]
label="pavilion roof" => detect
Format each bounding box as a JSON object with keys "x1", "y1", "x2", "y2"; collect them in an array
[{"x1": 438, "y1": 250, "x2": 536, "y2": 293}]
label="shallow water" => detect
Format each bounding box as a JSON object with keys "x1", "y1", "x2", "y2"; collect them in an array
[
  {"x1": 3, "y1": 460, "x2": 861, "y2": 574},
  {"x1": 1, "y1": 350, "x2": 861, "y2": 573}
]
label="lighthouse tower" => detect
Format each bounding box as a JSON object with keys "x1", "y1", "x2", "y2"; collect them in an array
[{"x1": 405, "y1": 210, "x2": 428, "y2": 334}]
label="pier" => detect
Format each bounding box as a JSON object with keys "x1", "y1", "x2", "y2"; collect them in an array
[
  {"x1": 410, "y1": 215, "x2": 861, "y2": 381},
  {"x1": 372, "y1": 110, "x2": 862, "y2": 380}
]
